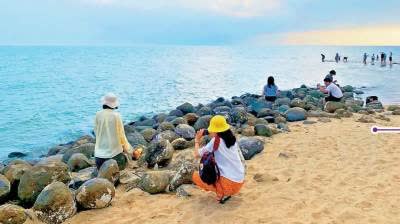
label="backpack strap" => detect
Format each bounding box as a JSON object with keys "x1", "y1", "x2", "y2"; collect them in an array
[{"x1": 213, "y1": 136, "x2": 220, "y2": 152}]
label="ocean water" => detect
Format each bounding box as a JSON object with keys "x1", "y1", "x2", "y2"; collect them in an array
[{"x1": 0, "y1": 45, "x2": 399, "y2": 160}]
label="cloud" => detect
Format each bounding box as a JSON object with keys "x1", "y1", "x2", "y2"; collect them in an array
[
  {"x1": 81, "y1": 0, "x2": 283, "y2": 17},
  {"x1": 251, "y1": 25, "x2": 400, "y2": 46}
]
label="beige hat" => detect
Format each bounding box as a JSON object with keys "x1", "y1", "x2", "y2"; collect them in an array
[{"x1": 101, "y1": 93, "x2": 120, "y2": 109}]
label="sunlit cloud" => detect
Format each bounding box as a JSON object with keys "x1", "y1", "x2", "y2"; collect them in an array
[
  {"x1": 81, "y1": 0, "x2": 283, "y2": 17},
  {"x1": 253, "y1": 25, "x2": 400, "y2": 46}
]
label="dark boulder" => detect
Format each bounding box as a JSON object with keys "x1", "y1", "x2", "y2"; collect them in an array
[
  {"x1": 175, "y1": 124, "x2": 196, "y2": 140},
  {"x1": 247, "y1": 98, "x2": 273, "y2": 114},
  {"x1": 275, "y1": 97, "x2": 291, "y2": 106},
  {"x1": 290, "y1": 98, "x2": 306, "y2": 109},
  {"x1": 47, "y1": 145, "x2": 68, "y2": 156},
  {"x1": 145, "y1": 139, "x2": 174, "y2": 168},
  {"x1": 156, "y1": 130, "x2": 180, "y2": 142},
  {"x1": 157, "y1": 122, "x2": 175, "y2": 132},
  {"x1": 342, "y1": 85, "x2": 354, "y2": 92},
  {"x1": 196, "y1": 106, "x2": 213, "y2": 116},
  {"x1": 140, "y1": 128, "x2": 158, "y2": 142},
  {"x1": 176, "y1": 102, "x2": 195, "y2": 114},
  {"x1": 169, "y1": 109, "x2": 184, "y2": 117},
  {"x1": 3, "y1": 163, "x2": 32, "y2": 196},
  {"x1": 213, "y1": 106, "x2": 232, "y2": 116},
  {"x1": 169, "y1": 161, "x2": 196, "y2": 191},
  {"x1": 183, "y1": 113, "x2": 199, "y2": 126},
  {"x1": 254, "y1": 124, "x2": 273, "y2": 137},
  {"x1": 61, "y1": 143, "x2": 95, "y2": 164},
  {"x1": 126, "y1": 131, "x2": 147, "y2": 148},
  {"x1": 67, "y1": 153, "x2": 92, "y2": 172},
  {"x1": 171, "y1": 138, "x2": 190, "y2": 150},
  {"x1": 0, "y1": 174, "x2": 11, "y2": 202},
  {"x1": 230, "y1": 107, "x2": 248, "y2": 124},
  {"x1": 75, "y1": 178, "x2": 115, "y2": 209},
  {"x1": 139, "y1": 171, "x2": 174, "y2": 194},
  {"x1": 97, "y1": 159, "x2": 120, "y2": 184},
  {"x1": 171, "y1": 117, "x2": 188, "y2": 126},
  {"x1": 133, "y1": 118, "x2": 155, "y2": 127},
  {"x1": 153, "y1": 113, "x2": 168, "y2": 123},
  {"x1": 193, "y1": 115, "x2": 212, "y2": 131},
  {"x1": 284, "y1": 107, "x2": 307, "y2": 122},
  {"x1": 33, "y1": 182, "x2": 76, "y2": 224},
  {"x1": 69, "y1": 167, "x2": 97, "y2": 190},
  {"x1": 7, "y1": 152, "x2": 27, "y2": 159},
  {"x1": 0, "y1": 204, "x2": 27, "y2": 224},
  {"x1": 18, "y1": 161, "x2": 71, "y2": 205},
  {"x1": 238, "y1": 137, "x2": 265, "y2": 160},
  {"x1": 324, "y1": 101, "x2": 346, "y2": 113},
  {"x1": 366, "y1": 101, "x2": 384, "y2": 110}
]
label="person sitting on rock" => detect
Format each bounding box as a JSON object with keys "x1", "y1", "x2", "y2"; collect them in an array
[
  {"x1": 192, "y1": 115, "x2": 245, "y2": 204},
  {"x1": 94, "y1": 93, "x2": 141, "y2": 170},
  {"x1": 318, "y1": 78, "x2": 343, "y2": 102},
  {"x1": 262, "y1": 76, "x2": 280, "y2": 102}
]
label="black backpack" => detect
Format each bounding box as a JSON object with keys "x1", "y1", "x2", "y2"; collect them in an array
[{"x1": 199, "y1": 136, "x2": 221, "y2": 185}]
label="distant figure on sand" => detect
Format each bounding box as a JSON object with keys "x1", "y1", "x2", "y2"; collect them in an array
[
  {"x1": 389, "y1": 52, "x2": 393, "y2": 65},
  {"x1": 262, "y1": 76, "x2": 280, "y2": 102},
  {"x1": 321, "y1": 54, "x2": 325, "y2": 62},
  {"x1": 363, "y1": 53, "x2": 368, "y2": 64},
  {"x1": 192, "y1": 115, "x2": 245, "y2": 204},
  {"x1": 325, "y1": 70, "x2": 337, "y2": 84},
  {"x1": 94, "y1": 93, "x2": 140, "y2": 170},
  {"x1": 318, "y1": 78, "x2": 343, "y2": 102},
  {"x1": 376, "y1": 54, "x2": 379, "y2": 61},
  {"x1": 335, "y1": 53, "x2": 340, "y2": 63},
  {"x1": 371, "y1": 54, "x2": 375, "y2": 64}
]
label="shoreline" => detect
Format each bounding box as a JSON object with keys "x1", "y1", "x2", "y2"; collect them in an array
[{"x1": 1, "y1": 83, "x2": 400, "y2": 224}]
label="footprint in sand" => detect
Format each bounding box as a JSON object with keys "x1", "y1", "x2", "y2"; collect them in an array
[{"x1": 355, "y1": 201, "x2": 373, "y2": 211}]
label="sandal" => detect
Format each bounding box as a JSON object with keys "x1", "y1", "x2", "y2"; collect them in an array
[{"x1": 219, "y1": 196, "x2": 231, "y2": 204}]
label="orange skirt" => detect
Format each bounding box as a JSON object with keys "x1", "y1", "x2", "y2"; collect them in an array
[{"x1": 192, "y1": 172, "x2": 244, "y2": 200}]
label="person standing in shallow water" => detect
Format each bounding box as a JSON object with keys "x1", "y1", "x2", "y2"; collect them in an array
[
  {"x1": 94, "y1": 93, "x2": 141, "y2": 170},
  {"x1": 192, "y1": 115, "x2": 245, "y2": 204},
  {"x1": 335, "y1": 53, "x2": 340, "y2": 63},
  {"x1": 262, "y1": 76, "x2": 280, "y2": 102},
  {"x1": 389, "y1": 52, "x2": 393, "y2": 65},
  {"x1": 321, "y1": 54, "x2": 325, "y2": 62},
  {"x1": 363, "y1": 53, "x2": 368, "y2": 64}
]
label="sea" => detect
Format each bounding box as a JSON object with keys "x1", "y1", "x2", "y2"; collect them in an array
[{"x1": 0, "y1": 45, "x2": 399, "y2": 161}]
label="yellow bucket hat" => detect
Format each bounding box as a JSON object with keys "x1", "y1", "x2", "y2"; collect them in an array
[{"x1": 208, "y1": 115, "x2": 230, "y2": 133}]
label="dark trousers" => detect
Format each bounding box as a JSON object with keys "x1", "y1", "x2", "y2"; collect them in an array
[
  {"x1": 325, "y1": 95, "x2": 342, "y2": 102},
  {"x1": 265, "y1": 96, "x2": 277, "y2": 102},
  {"x1": 95, "y1": 152, "x2": 127, "y2": 170}
]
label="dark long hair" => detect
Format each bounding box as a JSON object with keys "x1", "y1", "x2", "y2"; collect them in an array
[
  {"x1": 103, "y1": 105, "x2": 118, "y2": 110},
  {"x1": 267, "y1": 76, "x2": 275, "y2": 87},
  {"x1": 217, "y1": 129, "x2": 236, "y2": 148}
]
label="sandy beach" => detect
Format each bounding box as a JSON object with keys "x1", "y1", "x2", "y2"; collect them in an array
[{"x1": 24, "y1": 114, "x2": 398, "y2": 224}]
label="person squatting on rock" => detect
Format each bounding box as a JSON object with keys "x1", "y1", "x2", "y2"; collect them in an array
[
  {"x1": 192, "y1": 115, "x2": 245, "y2": 204},
  {"x1": 324, "y1": 70, "x2": 337, "y2": 84},
  {"x1": 94, "y1": 93, "x2": 141, "y2": 170},
  {"x1": 262, "y1": 76, "x2": 280, "y2": 102},
  {"x1": 318, "y1": 78, "x2": 343, "y2": 102}
]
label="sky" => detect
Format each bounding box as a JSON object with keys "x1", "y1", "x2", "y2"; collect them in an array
[{"x1": 1, "y1": 0, "x2": 400, "y2": 45}]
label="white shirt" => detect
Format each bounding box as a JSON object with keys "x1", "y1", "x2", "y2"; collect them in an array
[
  {"x1": 326, "y1": 83, "x2": 343, "y2": 98},
  {"x1": 199, "y1": 138, "x2": 245, "y2": 183},
  {"x1": 94, "y1": 109, "x2": 132, "y2": 158}
]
